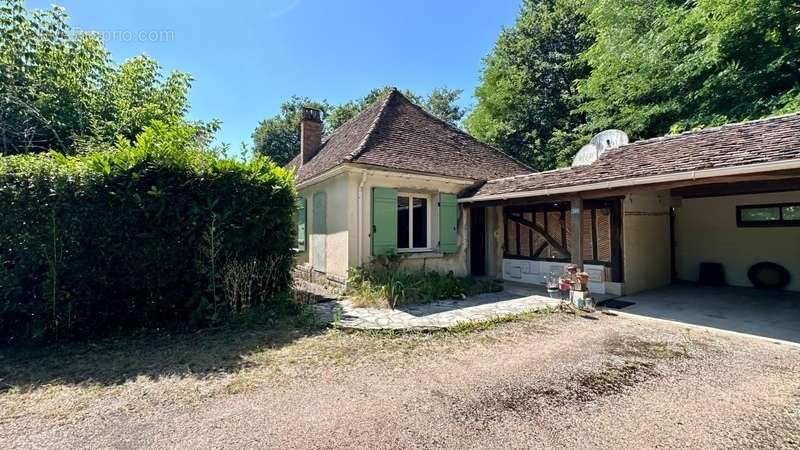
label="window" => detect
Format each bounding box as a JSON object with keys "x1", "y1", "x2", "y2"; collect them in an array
[
  {"x1": 737, "y1": 203, "x2": 800, "y2": 227},
  {"x1": 502, "y1": 201, "x2": 617, "y2": 265},
  {"x1": 397, "y1": 193, "x2": 430, "y2": 251}
]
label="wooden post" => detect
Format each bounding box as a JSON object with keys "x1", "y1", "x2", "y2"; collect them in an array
[{"x1": 570, "y1": 197, "x2": 583, "y2": 269}]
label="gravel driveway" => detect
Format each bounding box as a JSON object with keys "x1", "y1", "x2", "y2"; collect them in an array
[{"x1": 2, "y1": 312, "x2": 799, "y2": 449}]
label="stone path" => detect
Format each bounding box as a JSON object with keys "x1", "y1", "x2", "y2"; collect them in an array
[{"x1": 313, "y1": 283, "x2": 562, "y2": 330}]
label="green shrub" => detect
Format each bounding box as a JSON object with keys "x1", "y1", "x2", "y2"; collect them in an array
[
  {"x1": 0, "y1": 123, "x2": 297, "y2": 344},
  {"x1": 347, "y1": 255, "x2": 503, "y2": 308}
]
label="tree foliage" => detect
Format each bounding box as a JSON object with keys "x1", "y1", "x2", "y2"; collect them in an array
[
  {"x1": 0, "y1": 122, "x2": 296, "y2": 344},
  {"x1": 0, "y1": 0, "x2": 200, "y2": 155},
  {"x1": 465, "y1": 0, "x2": 592, "y2": 171},
  {"x1": 468, "y1": 0, "x2": 800, "y2": 169},
  {"x1": 251, "y1": 96, "x2": 331, "y2": 166},
  {"x1": 252, "y1": 86, "x2": 465, "y2": 165},
  {"x1": 579, "y1": 0, "x2": 800, "y2": 140}
]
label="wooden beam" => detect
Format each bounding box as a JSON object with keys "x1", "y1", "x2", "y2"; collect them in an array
[
  {"x1": 609, "y1": 199, "x2": 623, "y2": 282},
  {"x1": 591, "y1": 208, "x2": 598, "y2": 261},
  {"x1": 570, "y1": 197, "x2": 583, "y2": 268},
  {"x1": 506, "y1": 213, "x2": 570, "y2": 258},
  {"x1": 532, "y1": 241, "x2": 548, "y2": 257},
  {"x1": 672, "y1": 177, "x2": 800, "y2": 198}
]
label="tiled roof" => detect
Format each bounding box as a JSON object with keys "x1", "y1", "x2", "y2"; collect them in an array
[
  {"x1": 467, "y1": 113, "x2": 800, "y2": 199},
  {"x1": 288, "y1": 89, "x2": 532, "y2": 184}
]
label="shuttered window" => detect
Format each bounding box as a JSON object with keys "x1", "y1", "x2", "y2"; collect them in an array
[
  {"x1": 371, "y1": 188, "x2": 458, "y2": 255},
  {"x1": 297, "y1": 197, "x2": 306, "y2": 251},
  {"x1": 371, "y1": 187, "x2": 398, "y2": 256},
  {"x1": 439, "y1": 192, "x2": 458, "y2": 253}
]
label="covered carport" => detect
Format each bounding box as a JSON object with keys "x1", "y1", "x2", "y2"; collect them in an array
[
  {"x1": 619, "y1": 178, "x2": 800, "y2": 345},
  {"x1": 617, "y1": 284, "x2": 800, "y2": 345},
  {"x1": 461, "y1": 114, "x2": 800, "y2": 344}
]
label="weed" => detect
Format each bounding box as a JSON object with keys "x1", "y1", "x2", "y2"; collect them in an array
[
  {"x1": 448, "y1": 308, "x2": 554, "y2": 333},
  {"x1": 575, "y1": 360, "x2": 656, "y2": 399},
  {"x1": 347, "y1": 257, "x2": 503, "y2": 308}
]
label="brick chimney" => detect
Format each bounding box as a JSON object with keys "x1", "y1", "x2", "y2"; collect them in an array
[{"x1": 300, "y1": 107, "x2": 323, "y2": 165}]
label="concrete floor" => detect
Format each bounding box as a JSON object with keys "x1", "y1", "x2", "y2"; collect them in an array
[{"x1": 616, "y1": 284, "x2": 800, "y2": 345}]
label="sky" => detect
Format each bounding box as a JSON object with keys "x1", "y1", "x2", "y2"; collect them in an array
[{"x1": 26, "y1": 0, "x2": 521, "y2": 149}]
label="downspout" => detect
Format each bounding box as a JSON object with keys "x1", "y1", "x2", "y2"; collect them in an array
[{"x1": 357, "y1": 172, "x2": 367, "y2": 266}]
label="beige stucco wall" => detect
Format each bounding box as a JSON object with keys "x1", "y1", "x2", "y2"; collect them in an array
[
  {"x1": 296, "y1": 173, "x2": 355, "y2": 282},
  {"x1": 622, "y1": 191, "x2": 672, "y2": 294},
  {"x1": 675, "y1": 190, "x2": 800, "y2": 291},
  {"x1": 297, "y1": 167, "x2": 475, "y2": 283},
  {"x1": 356, "y1": 169, "x2": 472, "y2": 276}
]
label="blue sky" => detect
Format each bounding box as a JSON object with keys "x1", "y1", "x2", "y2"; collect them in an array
[{"x1": 27, "y1": 0, "x2": 520, "y2": 148}]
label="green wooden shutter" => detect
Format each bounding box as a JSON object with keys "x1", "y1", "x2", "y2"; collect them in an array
[
  {"x1": 297, "y1": 197, "x2": 307, "y2": 251},
  {"x1": 371, "y1": 187, "x2": 397, "y2": 256},
  {"x1": 439, "y1": 192, "x2": 458, "y2": 253}
]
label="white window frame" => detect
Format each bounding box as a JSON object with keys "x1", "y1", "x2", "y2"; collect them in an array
[{"x1": 397, "y1": 192, "x2": 432, "y2": 252}]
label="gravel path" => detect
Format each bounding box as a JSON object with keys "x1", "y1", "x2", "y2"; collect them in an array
[{"x1": 3, "y1": 313, "x2": 799, "y2": 449}]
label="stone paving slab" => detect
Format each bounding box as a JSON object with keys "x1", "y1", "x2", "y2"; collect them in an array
[{"x1": 312, "y1": 288, "x2": 562, "y2": 330}]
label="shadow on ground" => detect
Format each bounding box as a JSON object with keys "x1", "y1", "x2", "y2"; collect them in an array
[{"x1": 0, "y1": 307, "x2": 326, "y2": 390}]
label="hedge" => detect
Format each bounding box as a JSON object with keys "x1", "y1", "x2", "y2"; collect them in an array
[{"x1": 0, "y1": 123, "x2": 297, "y2": 345}]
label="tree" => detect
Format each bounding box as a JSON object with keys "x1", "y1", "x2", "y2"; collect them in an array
[
  {"x1": 0, "y1": 0, "x2": 198, "y2": 154},
  {"x1": 578, "y1": 0, "x2": 800, "y2": 142},
  {"x1": 426, "y1": 87, "x2": 466, "y2": 125},
  {"x1": 251, "y1": 96, "x2": 331, "y2": 166},
  {"x1": 252, "y1": 86, "x2": 465, "y2": 165},
  {"x1": 465, "y1": 0, "x2": 592, "y2": 170},
  {"x1": 325, "y1": 86, "x2": 464, "y2": 130}
]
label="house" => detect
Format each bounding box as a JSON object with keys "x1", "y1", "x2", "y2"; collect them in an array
[
  {"x1": 288, "y1": 89, "x2": 531, "y2": 285},
  {"x1": 291, "y1": 89, "x2": 800, "y2": 297},
  {"x1": 461, "y1": 114, "x2": 800, "y2": 295}
]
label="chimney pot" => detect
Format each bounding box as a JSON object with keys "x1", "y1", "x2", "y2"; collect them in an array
[{"x1": 300, "y1": 107, "x2": 323, "y2": 165}]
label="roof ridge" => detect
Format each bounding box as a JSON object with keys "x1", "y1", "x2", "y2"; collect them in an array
[
  {"x1": 397, "y1": 92, "x2": 535, "y2": 173},
  {"x1": 317, "y1": 94, "x2": 384, "y2": 146},
  {"x1": 344, "y1": 89, "x2": 397, "y2": 162},
  {"x1": 620, "y1": 111, "x2": 800, "y2": 148}
]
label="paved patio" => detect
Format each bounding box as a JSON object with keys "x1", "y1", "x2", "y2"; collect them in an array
[{"x1": 313, "y1": 282, "x2": 565, "y2": 330}]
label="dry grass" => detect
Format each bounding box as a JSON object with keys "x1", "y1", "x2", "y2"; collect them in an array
[
  {"x1": 0, "y1": 306, "x2": 568, "y2": 425},
  {"x1": 4, "y1": 310, "x2": 800, "y2": 449}
]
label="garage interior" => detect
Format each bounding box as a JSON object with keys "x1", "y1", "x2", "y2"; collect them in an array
[{"x1": 620, "y1": 177, "x2": 800, "y2": 345}]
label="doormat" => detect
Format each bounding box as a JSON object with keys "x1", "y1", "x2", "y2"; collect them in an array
[{"x1": 596, "y1": 299, "x2": 635, "y2": 310}]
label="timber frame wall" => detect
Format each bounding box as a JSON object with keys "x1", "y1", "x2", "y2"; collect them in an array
[{"x1": 502, "y1": 198, "x2": 624, "y2": 282}]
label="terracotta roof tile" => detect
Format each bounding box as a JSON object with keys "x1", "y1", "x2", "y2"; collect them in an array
[
  {"x1": 468, "y1": 113, "x2": 800, "y2": 199},
  {"x1": 288, "y1": 89, "x2": 532, "y2": 183}
]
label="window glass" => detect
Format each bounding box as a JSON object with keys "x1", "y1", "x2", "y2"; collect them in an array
[
  {"x1": 782, "y1": 205, "x2": 800, "y2": 221},
  {"x1": 412, "y1": 197, "x2": 428, "y2": 248},
  {"x1": 397, "y1": 196, "x2": 410, "y2": 249},
  {"x1": 740, "y1": 207, "x2": 780, "y2": 222}
]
